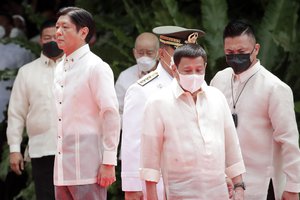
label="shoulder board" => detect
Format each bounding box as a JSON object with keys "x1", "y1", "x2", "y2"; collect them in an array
[{"x1": 137, "y1": 71, "x2": 159, "y2": 86}]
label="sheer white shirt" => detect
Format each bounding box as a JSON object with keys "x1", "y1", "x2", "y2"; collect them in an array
[
  {"x1": 210, "y1": 60, "x2": 300, "y2": 199},
  {"x1": 7, "y1": 53, "x2": 61, "y2": 158},
  {"x1": 53, "y1": 44, "x2": 120, "y2": 185},
  {"x1": 140, "y1": 79, "x2": 245, "y2": 199}
]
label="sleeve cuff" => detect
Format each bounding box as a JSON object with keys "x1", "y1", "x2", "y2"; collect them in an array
[
  {"x1": 102, "y1": 150, "x2": 117, "y2": 165},
  {"x1": 285, "y1": 181, "x2": 300, "y2": 193},
  {"x1": 225, "y1": 161, "x2": 246, "y2": 178},
  {"x1": 9, "y1": 144, "x2": 21, "y2": 153},
  {"x1": 121, "y1": 172, "x2": 143, "y2": 191},
  {"x1": 139, "y1": 168, "x2": 160, "y2": 183}
]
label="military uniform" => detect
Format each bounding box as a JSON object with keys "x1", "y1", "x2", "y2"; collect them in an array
[
  {"x1": 121, "y1": 63, "x2": 172, "y2": 198},
  {"x1": 115, "y1": 64, "x2": 140, "y2": 116},
  {"x1": 121, "y1": 26, "x2": 205, "y2": 199}
]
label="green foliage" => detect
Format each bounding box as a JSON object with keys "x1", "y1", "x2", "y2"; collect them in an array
[
  {"x1": 201, "y1": 0, "x2": 228, "y2": 78},
  {"x1": 271, "y1": 0, "x2": 299, "y2": 52},
  {"x1": 0, "y1": 144, "x2": 10, "y2": 180},
  {"x1": 0, "y1": 69, "x2": 18, "y2": 81},
  {"x1": 257, "y1": 0, "x2": 299, "y2": 70},
  {"x1": 295, "y1": 102, "x2": 300, "y2": 113},
  {"x1": 0, "y1": 38, "x2": 41, "y2": 57},
  {"x1": 14, "y1": 163, "x2": 35, "y2": 200},
  {"x1": 23, "y1": 2, "x2": 46, "y2": 30}
]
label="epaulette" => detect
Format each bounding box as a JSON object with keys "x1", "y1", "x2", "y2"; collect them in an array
[{"x1": 137, "y1": 71, "x2": 159, "y2": 86}]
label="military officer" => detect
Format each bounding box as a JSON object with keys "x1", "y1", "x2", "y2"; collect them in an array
[{"x1": 121, "y1": 26, "x2": 205, "y2": 200}]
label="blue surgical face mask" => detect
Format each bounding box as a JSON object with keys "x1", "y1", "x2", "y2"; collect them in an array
[{"x1": 225, "y1": 47, "x2": 255, "y2": 74}]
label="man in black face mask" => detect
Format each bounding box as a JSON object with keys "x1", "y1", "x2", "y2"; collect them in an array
[
  {"x1": 210, "y1": 20, "x2": 300, "y2": 200},
  {"x1": 6, "y1": 19, "x2": 64, "y2": 200}
]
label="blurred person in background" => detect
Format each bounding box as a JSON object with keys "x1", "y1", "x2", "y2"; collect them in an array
[
  {"x1": 6, "y1": 19, "x2": 64, "y2": 200},
  {"x1": 115, "y1": 32, "x2": 159, "y2": 118}
]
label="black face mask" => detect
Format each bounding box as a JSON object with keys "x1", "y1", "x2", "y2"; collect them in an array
[
  {"x1": 42, "y1": 41, "x2": 63, "y2": 58},
  {"x1": 225, "y1": 47, "x2": 255, "y2": 74}
]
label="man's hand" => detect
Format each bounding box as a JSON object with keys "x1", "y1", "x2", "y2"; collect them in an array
[
  {"x1": 282, "y1": 191, "x2": 299, "y2": 200},
  {"x1": 146, "y1": 181, "x2": 158, "y2": 200},
  {"x1": 125, "y1": 191, "x2": 143, "y2": 200},
  {"x1": 9, "y1": 152, "x2": 24, "y2": 175},
  {"x1": 231, "y1": 175, "x2": 244, "y2": 200},
  {"x1": 226, "y1": 176, "x2": 234, "y2": 199},
  {"x1": 97, "y1": 164, "x2": 116, "y2": 187},
  {"x1": 233, "y1": 188, "x2": 244, "y2": 200}
]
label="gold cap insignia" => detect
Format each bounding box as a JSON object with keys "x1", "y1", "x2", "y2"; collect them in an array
[{"x1": 185, "y1": 32, "x2": 198, "y2": 44}]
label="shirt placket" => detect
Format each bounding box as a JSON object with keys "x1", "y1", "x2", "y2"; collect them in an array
[
  {"x1": 196, "y1": 93, "x2": 213, "y2": 163},
  {"x1": 57, "y1": 60, "x2": 68, "y2": 183}
]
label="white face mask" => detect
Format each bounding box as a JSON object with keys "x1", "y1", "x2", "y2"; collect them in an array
[
  {"x1": 136, "y1": 56, "x2": 157, "y2": 72},
  {"x1": 0, "y1": 26, "x2": 6, "y2": 39},
  {"x1": 178, "y1": 73, "x2": 205, "y2": 93},
  {"x1": 10, "y1": 27, "x2": 25, "y2": 38}
]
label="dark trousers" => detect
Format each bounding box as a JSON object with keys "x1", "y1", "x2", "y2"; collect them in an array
[
  {"x1": 31, "y1": 155, "x2": 55, "y2": 200},
  {"x1": 267, "y1": 179, "x2": 275, "y2": 200}
]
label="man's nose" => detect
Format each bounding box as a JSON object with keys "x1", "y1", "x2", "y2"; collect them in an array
[{"x1": 56, "y1": 27, "x2": 63, "y2": 36}]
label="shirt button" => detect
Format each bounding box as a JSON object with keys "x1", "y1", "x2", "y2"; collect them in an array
[
  {"x1": 58, "y1": 152, "x2": 61, "y2": 154},
  {"x1": 59, "y1": 118, "x2": 61, "y2": 121},
  {"x1": 58, "y1": 136, "x2": 61, "y2": 139},
  {"x1": 61, "y1": 85, "x2": 63, "y2": 88},
  {"x1": 59, "y1": 102, "x2": 62, "y2": 104}
]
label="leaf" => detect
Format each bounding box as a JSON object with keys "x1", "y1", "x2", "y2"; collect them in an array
[
  {"x1": 257, "y1": 0, "x2": 299, "y2": 70},
  {"x1": 160, "y1": 0, "x2": 182, "y2": 25},
  {"x1": 295, "y1": 101, "x2": 300, "y2": 113},
  {"x1": 0, "y1": 144, "x2": 10, "y2": 181},
  {"x1": 201, "y1": 0, "x2": 228, "y2": 72},
  {"x1": 272, "y1": 1, "x2": 299, "y2": 51}
]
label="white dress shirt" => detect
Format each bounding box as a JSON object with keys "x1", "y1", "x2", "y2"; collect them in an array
[
  {"x1": 121, "y1": 63, "x2": 171, "y2": 198},
  {"x1": 7, "y1": 53, "x2": 61, "y2": 158},
  {"x1": 140, "y1": 79, "x2": 245, "y2": 199},
  {"x1": 210, "y1": 60, "x2": 300, "y2": 200},
  {"x1": 53, "y1": 44, "x2": 120, "y2": 186},
  {"x1": 0, "y1": 43, "x2": 35, "y2": 122},
  {"x1": 115, "y1": 64, "x2": 140, "y2": 116}
]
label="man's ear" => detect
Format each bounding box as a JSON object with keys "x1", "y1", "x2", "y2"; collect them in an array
[
  {"x1": 80, "y1": 27, "x2": 89, "y2": 41},
  {"x1": 171, "y1": 64, "x2": 179, "y2": 79},
  {"x1": 254, "y1": 43, "x2": 260, "y2": 56}
]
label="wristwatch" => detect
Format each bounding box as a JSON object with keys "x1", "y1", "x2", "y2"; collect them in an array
[{"x1": 234, "y1": 182, "x2": 246, "y2": 190}]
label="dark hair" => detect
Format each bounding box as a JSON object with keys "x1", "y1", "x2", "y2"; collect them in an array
[
  {"x1": 57, "y1": 7, "x2": 95, "y2": 43},
  {"x1": 223, "y1": 20, "x2": 256, "y2": 42},
  {"x1": 173, "y1": 44, "x2": 207, "y2": 67},
  {"x1": 40, "y1": 19, "x2": 57, "y2": 35}
]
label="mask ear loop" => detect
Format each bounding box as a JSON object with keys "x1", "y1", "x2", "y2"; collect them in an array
[
  {"x1": 251, "y1": 45, "x2": 256, "y2": 53},
  {"x1": 161, "y1": 48, "x2": 174, "y2": 69},
  {"x1": 248, "y1": 45, "x2": 256, "y2": 66}
]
